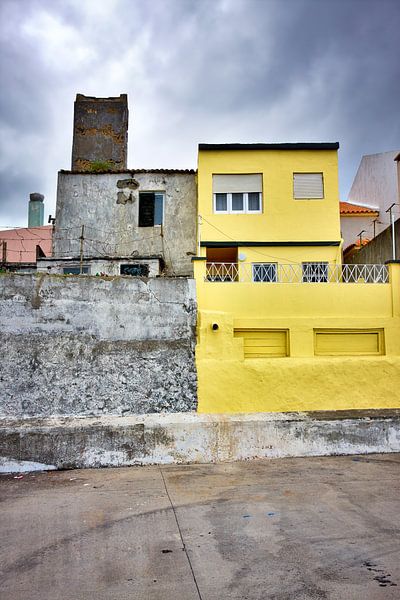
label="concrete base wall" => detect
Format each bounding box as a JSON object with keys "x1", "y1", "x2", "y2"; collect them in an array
[
  {"x1": 1, "y1": 411, "x2": 399, "y2": 472},
  {"x1": 0, "y1": 274, "x2": 197, "y2": 417}
]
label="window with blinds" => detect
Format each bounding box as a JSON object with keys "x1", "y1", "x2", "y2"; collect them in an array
[
  {"x1": 293, "y1": 173, "x2": 324, "y2": 199},
  {"x1": 212, "y1": 174, "x2": 262, "y2": 213}
]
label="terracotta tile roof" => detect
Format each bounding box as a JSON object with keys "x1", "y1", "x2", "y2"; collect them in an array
[
  {"x1": 340, "y1": 202, "x2": 378, "y2": 215},
  {"x1": 0, "y1": 225, "x2": 52, "y2": 263}
]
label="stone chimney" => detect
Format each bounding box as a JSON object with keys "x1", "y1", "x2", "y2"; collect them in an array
[
  {"x1": 71, "y1": 94, "x2": 128, "y2": 171},
  {"x1": 28, "y1": 193, "x2": 44, "y2": 227}
]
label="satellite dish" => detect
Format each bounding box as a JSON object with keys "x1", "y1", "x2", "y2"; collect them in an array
[{"x1": 238, "y1": 253, "x2": 247, "y2": 261}]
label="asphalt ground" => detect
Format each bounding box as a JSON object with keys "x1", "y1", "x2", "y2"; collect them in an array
[{"x1": 1, "y1": 454, "x2": 399, "y2": 600}]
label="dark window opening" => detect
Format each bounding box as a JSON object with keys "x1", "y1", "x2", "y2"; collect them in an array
[
  {"x1": 302, "y1": 262, "x2": 328, "y2": 283},
  {"x1": 253, "y1": 263, "x2": 277, "y2": 282},
  {"x1": 206, "y1": 246, "x2": 238, "y2": 281},
  {"x1": 63, "y1": 266, "x2": 89, "y2": 275},
  {"x1": 120, "y1": 263, "x2": 150, "y2": 277},
  {"x1": 139, "y1": 192, "x2": 164, "y2": 227}
]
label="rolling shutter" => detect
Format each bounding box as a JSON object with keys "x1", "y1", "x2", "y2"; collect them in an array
[
  {"x1": 293, "y1": 173, "x2": 324, "y2": 198},
  {"x1": 213, "y1": 174, "x2": 262, "y2": 193}
]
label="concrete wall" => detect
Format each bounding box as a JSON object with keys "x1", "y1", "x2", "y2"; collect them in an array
[
  {"x1": 37, "y1": 257, "x2": 161, "y2": 277},
  {"x1": 1, "y1": 411, "x2": 399, "y2": 471},
  {"x1": 346, "y1": 219, "x2": 400, "y2": 264},
  {"x1": 0, "y1": 274, "x2": 197, "y2": 418},
  {"x1": 54, "y1": 171, "x2": 197, "y2": 276}
]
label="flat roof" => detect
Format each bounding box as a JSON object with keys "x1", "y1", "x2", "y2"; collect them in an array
[{"x1": 198, "y1": 142, "x2": 339, "y2": 151}]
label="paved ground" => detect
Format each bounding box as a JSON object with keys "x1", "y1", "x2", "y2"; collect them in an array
[{"x1": 1, "y1": 454, "x2": 399, "y2": 600}]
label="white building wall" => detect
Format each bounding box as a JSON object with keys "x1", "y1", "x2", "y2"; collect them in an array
[{"x1": 348, "y1": 151, "x2": 399, "y2": 237}]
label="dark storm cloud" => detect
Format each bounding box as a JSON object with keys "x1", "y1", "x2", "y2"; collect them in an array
[{"x1": 0, "y1": 0, "x2": 399, "y2": 226}]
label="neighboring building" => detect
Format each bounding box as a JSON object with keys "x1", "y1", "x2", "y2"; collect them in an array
[
  {"x1": 193, "y1": 142, "x2": 400, "y2": 413},
  {"x1": 49, "y1": 168, "x2": 196, "y2": 277},
  {"x1": 0, "y1": 193, "x2": 52, "y2": 271},
  {"x1": 344, "y1": 218, "x2": 400, "y2": 265},
  {"x1": 46, "y1": 95, "x2": 197, "y2": 277},
  {"x1": 347, "y1": 150, "x2": 400, "y2": 238},
  {"x1": 340, "y1": 201, "x2": 379, "y2": 250},
  {"x1": 341, "y1": 150, "x2": 400, "y2": 260},
  {"x1": 0, "y1": 226, "x2": 52, "y2": 271}
]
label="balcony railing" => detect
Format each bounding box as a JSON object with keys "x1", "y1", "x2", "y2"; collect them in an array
[{"x1": 205, "y1": 262, "x2": 389, "y2": 284}]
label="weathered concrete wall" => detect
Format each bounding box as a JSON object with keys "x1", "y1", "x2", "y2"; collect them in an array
[
  {"x1": 0, "y1": 274, "x2": 197, "y2": 418},
  {"x1": 345, "y1": 218, "x2": 400, "y2": 264},
  {"x1": 71, "y1": 94, "x2": 128, "y2": 171},
  {"x1": 37, "y1": 257, "x2": 161, "y2": 277},
  {"x1": 0, "y1": 410, "x2": 399, "y2": 471},
  {"x1": 54, "y1": 171, "x2": 197, "y2": 276}
]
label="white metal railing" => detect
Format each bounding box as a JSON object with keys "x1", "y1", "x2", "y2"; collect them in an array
[{"x1": 205, "y1": 262, "x2": 389, "y2": 284}]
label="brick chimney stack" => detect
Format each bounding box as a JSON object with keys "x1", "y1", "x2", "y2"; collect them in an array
[{"x1": 71, "y1": 94, "x2": 128, "y2": 171}]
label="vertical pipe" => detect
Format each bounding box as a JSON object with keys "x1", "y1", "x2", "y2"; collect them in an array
[
  {"x1": 198, "y1": 215, "x2": 202, "y2": 256},
  {"x1": 386, "y1": 204, "x2": 397, "y2": 261},
  {"x1": 391, "y1": 210, "x2": 396, "y2": 261},
  {"x1": 79, "y1": 225, "x2": 85, "y2": 274}
]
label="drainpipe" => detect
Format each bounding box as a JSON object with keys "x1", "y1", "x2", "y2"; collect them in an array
[{"x1": 386, "y1": 203, "x2": 397, "y2": 261}]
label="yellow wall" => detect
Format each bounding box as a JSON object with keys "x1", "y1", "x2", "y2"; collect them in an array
[
  {"x1": 195, "y1": 147, "x2": 400, "y2": 414},
  {"x1": 198, "y1": 148, "x2": 341, "y2": 247},
  {"x1": 194, "y1": 261, "x2": 400, "y2": 413}
]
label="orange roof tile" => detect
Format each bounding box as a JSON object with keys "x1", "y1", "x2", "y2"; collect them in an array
[{"x1": 340, "y1": 202, "x2": 378, "y2": 215}]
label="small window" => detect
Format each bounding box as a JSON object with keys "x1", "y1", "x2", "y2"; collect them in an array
[
  {"x1": 252, "y1": 263, "x2": 277, "y2": 282},
  {"x1": 139, "y1": 192, "x2": 164, "y2": 227},
  {"x1": 120, "y1": 263, "x2": 149, "y2": 277},
  {"x1": 293, "y1": 173, "x2": 324, "y2": 199},
  {"x1": 63, "y1": 266, "x2": 89, "y2": 275},
  {"x1": 302, "y1": 262, "x2": 328, "y2": 282}
]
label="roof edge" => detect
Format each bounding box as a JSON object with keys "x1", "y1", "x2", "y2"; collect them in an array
[
  {"x1": 198, "y1": 142, "x2": 339, "y2": 151},
  {"x1": 59, "y1": 168, "x2": 197, "y2": 175}
]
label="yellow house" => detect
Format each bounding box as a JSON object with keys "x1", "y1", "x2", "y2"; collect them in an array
[{"x1": 193, "y1": 143, "x2": 400, "y2": 413}]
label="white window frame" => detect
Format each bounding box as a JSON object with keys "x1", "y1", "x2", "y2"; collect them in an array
[
  {"x1": 213, "y1": 192, "x2": 262, "y2": 214},
  {"x1": 252, "y1": 262, "x2": 278, "y2": 282}
]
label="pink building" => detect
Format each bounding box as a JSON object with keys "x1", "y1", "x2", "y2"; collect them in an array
[{"x1": 0, "y1": 226, "x2": 52, "y2": 265}]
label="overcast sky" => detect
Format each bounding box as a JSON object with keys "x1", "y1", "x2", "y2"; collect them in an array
[{"x1": 0, "y1": 0, "x2": 399, "y2": 226}]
